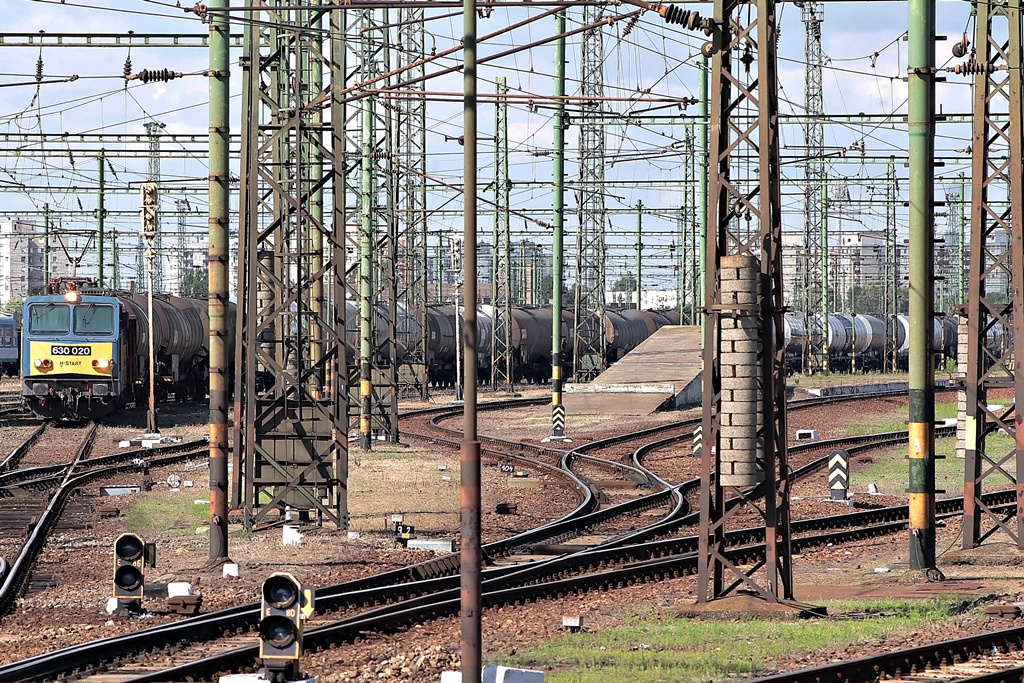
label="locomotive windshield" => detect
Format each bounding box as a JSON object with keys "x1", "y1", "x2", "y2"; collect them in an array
[
  {"x1": 28, "y1": 303, "x2": 70, "y2": 334},
  {"x1": 73, "y1": 304, "x2": 115, "y2": 335}
]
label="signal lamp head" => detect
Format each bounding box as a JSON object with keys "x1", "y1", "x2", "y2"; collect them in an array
[
  {"x1": 259, "y1": 615, "x2": 298, "y2": 649},
  {"x1": 262, "y1": 574, "x2": 299, "y2": 610},
  {"x1": 115, "y1": 534, "x2": 144, "y2": 562},
  {"x1": 114, "y1": 564, "x2": 143, "y2": 592}
]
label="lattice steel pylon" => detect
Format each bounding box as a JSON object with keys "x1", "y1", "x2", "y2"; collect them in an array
[
  {"x1": 491, "y1": 76, "x2": 513, "y2": 391},
  {"x1": 696, "y1": 0, "x2": 792, "y2": 603},
  {"x1": 573, "y1": 3, "x2": 607, "y2": 382},
  {"x1": 396, "y1": 5, "x2": 428, "y2": 401},
  {"x1": 802, "y1": 3, "x2": 826, "y2": 374},
  {"x1": 350, "y1": 8, "x2": 400, "y2": 446},
  {"x1": 884, "y1": 157, "x2": 899, "y2": 372},
  {"x1": 960, "y1": 0, "x2": 1024, "y2": 548},
  {"x1": 235, "y1": 2, "x2": 349, "y2": 528}
]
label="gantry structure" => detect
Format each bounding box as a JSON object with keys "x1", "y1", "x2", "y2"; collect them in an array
[
  {"x1": 960, "y1": 0, "x2": 1024, "y2": 548},
  {"x1": 235, "y1": 1, "x2": 349, "y2": 528}
]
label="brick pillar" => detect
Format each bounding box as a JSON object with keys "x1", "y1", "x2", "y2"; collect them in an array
[{"x1": 718, "y1": 254, "x2": 764, "y2": 487}]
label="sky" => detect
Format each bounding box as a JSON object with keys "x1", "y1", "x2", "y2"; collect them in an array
[{"x1": 0, "y1": 0, "x2": 996, "y2": 297}]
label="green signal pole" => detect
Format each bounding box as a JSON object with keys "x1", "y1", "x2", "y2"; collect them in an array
[
  {"x1": 545, "y1": 9, "x2": 570, "y2": 443},
  {"x1": 96, "y1": 153, "x2": 106, "y2": 288},
  {"x1": 207, "y1": 0, "x2": 232, "y2": 565},
  {"x1": 907, "y1": 0, "x2": 937, "y2": 574}
]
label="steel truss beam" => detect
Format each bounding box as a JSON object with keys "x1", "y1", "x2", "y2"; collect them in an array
[
  {"x1": 962, "y1": 0, "x2": 1024, "y2": 548},
  {"x1": 236, "y1": 1, "x2": 348, "y2": 528},
  {"x1": 698, "y1": 0, "x2": 793, "y2": 603}
]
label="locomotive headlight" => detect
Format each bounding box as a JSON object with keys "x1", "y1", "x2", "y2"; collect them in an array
[
  {"x1": 92, "y1": 358, "x2": 114, "y2": 370},
  {"x1": 64, "y1": 290, "x2": 81, "y2": 304},
  {"x1": 33, "y1": 359, "x2": 53, "y2": 370}
]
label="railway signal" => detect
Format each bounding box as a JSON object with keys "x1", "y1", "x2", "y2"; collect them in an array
[
  {"x1": 112, "y1": 533, "x2": 156, "y2": 609},
  {"x1": 259, "y1": 572, "x2": 314, "y2": 681}
]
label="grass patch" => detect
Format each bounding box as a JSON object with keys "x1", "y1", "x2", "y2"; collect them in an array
[
  {"x1": 838, "y1": 400, "x2": 958, "y2": 436},
  {"x1": 505, "y1": 597, "x2": 971, "y2": 683},
  {"x1": 853, "y1": 434, "x2": 1016, "y2": 499},
  {"x1": 122, "y1": 492, "x2": 210, "y2": 537}
]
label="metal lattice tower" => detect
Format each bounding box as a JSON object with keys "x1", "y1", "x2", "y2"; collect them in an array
[
  {"x1": 961, "y1": 0, "x2": 1024, "y2": 548},
  {"x1": 802, "y1": 3, "x2": 826, "y2": 374},
  {"x1": 350, "y1": 9, "x2": 400, "y2": 445},
  {"x1": 698, "y1": 0, "x2": 792, "y2": 603},
  {"x1": 175, "y1": 198, "x2": 189, "y2": 295},
  {"x1": 679, "y1": 127, "x2": 699, "y2": 324},
  {"x1": 396, "y1": 5, "x2": 429, "y2": 401},
  {"x1": 884, "y1": 157, "x2": 899, "y2": 371},
  {"x1": 143, "y1": 121, "x2": 165, "y2": 292},
  {"x1": 573, "y1": 4, "x2": 607, "y2": 382},
  {"x1": 236, "y1": 2, "x2": 349, "y2": 528},
  {"x1": 491, "y1": 77, "x2": 513, "y2": 391}
]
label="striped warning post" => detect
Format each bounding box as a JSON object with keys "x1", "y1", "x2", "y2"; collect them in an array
[
  {"x1": 692, "y1": 425, "x2": 702, "y2": 457},
  {"x1": 829, "y1": 448, "x2": 849, "y2": 500}
]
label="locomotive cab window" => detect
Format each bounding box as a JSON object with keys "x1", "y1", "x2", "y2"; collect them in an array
[
  {"x1": 28, "y1": 304, "x2": 70, "y2": 334},
  {"x1": 74, "y1": 304, "x2": 115, "y2": 335}
]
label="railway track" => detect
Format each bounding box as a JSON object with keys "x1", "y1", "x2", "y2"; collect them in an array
[
  {"x1": 748, "y1": 625, "x2": 1024, "y2": 683},
  {"x1": 0, "y1": 414, "x2": 970, "y2": 682},
  {"x1": 0, "y1": 431, "x2": 210, "y2": 617},
  {"x1": 0, "y1": 390, "x2": 968, "y2": 681},
  {"x1": 0, "y1": 469, "x2": 1003, "y2": 682}
]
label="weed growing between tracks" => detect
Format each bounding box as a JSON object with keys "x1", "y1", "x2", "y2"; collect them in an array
[
  {"x1": 503, "y1": 596, "x2": 972, "y2": 683},
  {"x1": 855, "y1": 435, "x2": 1014, "y2": 499},
  {"x1": 122, "y1": 491, "x2": 210, "y2": 537}
]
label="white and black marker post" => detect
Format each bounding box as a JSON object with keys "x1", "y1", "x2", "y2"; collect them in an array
[{"x1": 828, "y1": 448, "x2": 850, "y2": 500}]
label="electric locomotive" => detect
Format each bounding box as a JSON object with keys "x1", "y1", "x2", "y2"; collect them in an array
[{"x1": 21, "y1": 279, "x2": 219, "y2": 421}]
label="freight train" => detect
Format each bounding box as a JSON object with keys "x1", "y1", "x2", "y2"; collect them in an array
[
  {"x1": 20, "y1": 279, "x2": 230, "y2": 421},
  {"x1": 781, "y1": 312, "x2": 961, "y2": 374},
  {"x1": 353, "y1": 305, "x2": 960, "y2": 386}
]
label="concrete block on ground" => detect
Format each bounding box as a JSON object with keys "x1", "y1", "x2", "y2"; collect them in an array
[
  {"x1": 283, "y1": 525, "x2": 303, "y2": 546},
  {"x1": 483, "y1": 665, "x2": 546, "y2": 683},
  {"x1": 167, "y1": 582, "x2": 194, "y2": 598},
  {"x1": 440, "y1": 672, "x2": 462, "y2": 683},
  {"x1": 223, "y1": 563, "x2": 239, "y2": 578},
  {"x1": 407, "y1": 538, "x2": 456, "y2": 552},
  {"x1": 795, "y1": 429, "x2": 818, "y2": 440}
]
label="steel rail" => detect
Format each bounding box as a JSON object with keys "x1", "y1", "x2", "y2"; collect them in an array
[{"x1": 0, "y1": 426, "x2": 979, "y2": 682}]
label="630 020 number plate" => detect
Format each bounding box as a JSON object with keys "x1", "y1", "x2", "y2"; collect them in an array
[{"x1": 50, "y1": 345, "x2": 92, "y2": 356}]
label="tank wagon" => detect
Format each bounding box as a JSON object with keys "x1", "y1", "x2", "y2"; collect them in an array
[
  {"x1": 782, "y1": 312, "x2": 958, "y2": 373},
  {"x1": 21, "y1": 280, "x2": 232, "y2": 421},
  {"x1": 0, "y1": 313, "x2": 18, "y2": 376}
]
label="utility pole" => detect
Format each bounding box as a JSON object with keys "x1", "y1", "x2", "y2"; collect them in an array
[
  {"x1": 43, "y1": 203, "x2": 50, "y2": 284},
  {"x1": 546, "y1": 9, "x2": 570, "y2": 443},
  {"x1": 906, "y1": 0, "x2": 937, "y2": 574},
  {"x1": 459, "y1": 3, "x2": 483, "y2": 679},
  {"x1": 96, "y1": 153, "x2": 106, "y2": 288},
  {"x1": 635, "y1": 201, "x2": 643, "y2": 309},
  {"x1": 144, "y1": 121, "x2": 166, "y2": 292},
  {"x1": 207, "y1": 0, "x2": 230, "y2": 565}
]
